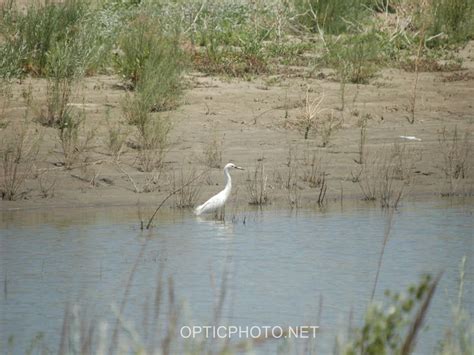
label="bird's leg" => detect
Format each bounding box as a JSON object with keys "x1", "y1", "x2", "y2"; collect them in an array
[
  {"x1": 216, "y1": 207, "x2": 225, "y2": 222},
  {"x1": 221, "y1": 206, "x2": 226, "y2": 222}
]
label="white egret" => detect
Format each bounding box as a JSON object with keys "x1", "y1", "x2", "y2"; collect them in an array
[{"x1": 194, "y1": 163, "x2": 244, "y2": 216}]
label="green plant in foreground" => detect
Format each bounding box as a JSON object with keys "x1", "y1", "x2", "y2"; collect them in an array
[
  {"x1": 343, "y1": 274, "x2": 440, "y2": 355},
  {"x1": 437, "y1": 257, "x2": 473, "y2": 354},
  {"x1": 58, "y1": 110, "x2": 94, "y2": 169}
]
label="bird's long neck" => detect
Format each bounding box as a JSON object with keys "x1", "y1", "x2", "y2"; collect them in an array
[{"x1": 223, "y1": 167, "x2": 232, "y2": 194}]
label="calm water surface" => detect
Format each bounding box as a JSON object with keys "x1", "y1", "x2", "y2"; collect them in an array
[{"x1": 1, "y1": 199, "x2": 473, "y2": 354}]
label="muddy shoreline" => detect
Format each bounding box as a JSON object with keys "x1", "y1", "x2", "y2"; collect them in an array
[{"x1": 1, "y1": 43, "x2": 473, "y2": 212}]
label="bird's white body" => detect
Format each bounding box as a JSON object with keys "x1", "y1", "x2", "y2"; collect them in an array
[{"x1": 194, "y1": 163, "x2": 243, "y2": 216}]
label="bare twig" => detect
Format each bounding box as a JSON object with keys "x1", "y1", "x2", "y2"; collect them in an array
[
  {"x1": 184, "y1": 1, "x2": 206, "y2": 34},
  {"x1": 371, "y1": 208, "x2": 395, "y2": 301},
  {"x1": 400, "y1": 273, "x2": 442, "y2": 354},
  {"x1": 115, "y1": 162, "x2": 140, "y2": 193},
  {"x1": 145, "y1": 169, "x2": 208, "y2": 229}
]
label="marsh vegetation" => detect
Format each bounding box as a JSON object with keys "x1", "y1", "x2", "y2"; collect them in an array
[
  {"x1": 0, "y1": 1, "x2": 472, "y2": 352},
  {"x1": 0, "y1": 0, "x2": 472, "y2": 205}
]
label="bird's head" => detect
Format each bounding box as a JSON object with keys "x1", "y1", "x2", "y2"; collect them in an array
[{"x1": 225, "y1": 163, "x2": 244, "y2": 170}]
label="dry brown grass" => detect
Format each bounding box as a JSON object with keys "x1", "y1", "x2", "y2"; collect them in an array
[
  {"x1": 0, "y1": 111, "x2": 40, "y2": 200},
  {"x1": 299, "y1": 86, "x2": 325, "y2": 140},
  {"x1": 173, "y1": 166, "x2": 201, "y2": 209},
  {"x1": 355, "y1": 143, "x2": 416, "y2": 208},
  {"x1": 203, "y1": 125, "x2": 223, "y2": 169},
  {"x1": 247, "y1": 159, "x2": 270, "y2": 206},
  {"x1": 438, "y1": 126, "x2": 472, "y2": 196},
  {"x1": 105, "y1": 112, "x2": 129, "y2": 162},
  {"x1": 58, "y1": 110, "x2": 95, "y2": 169}
]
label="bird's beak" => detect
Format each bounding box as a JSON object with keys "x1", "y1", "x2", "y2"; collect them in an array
[{"x1": 235, "y1": 166, "x2": 244, "y2": 170}]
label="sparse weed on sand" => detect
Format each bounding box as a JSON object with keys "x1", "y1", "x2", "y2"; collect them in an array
[
  {"x1": 302, "y1": 149, "x2": 328, "y2": 205},
  {"x1": 355, "y1": 143, "x2": 415, "y2": 208},
  {"x1": 302, "y1": 150, "x2": 324, "y2": 188},
  {"x1": 134, "y1": 115, "x2": 171, "y2": 173},
  {"x1": 438, "y1": 126, "x2": 472, "y2": 196},
  {"x1": 36, "y1": 170, "x2": 57, "y2": 199},
  {"x1": 203, "y1": 126, "x2": 224, "y2": 169},
  {"x1": 247, "y1": 159, "x2": 270, "y2": 206},
  {"x1": 105, "y1": 108, "x2": 128, "y2": 162},
  {"x1": 354, "y1": 113, "x2": 369, "y2": 165},
  {"x1": 298, "y1": 87, "x2": 325, "y2": 140},
  {"x1": 57, "y1": 109, "x2": 94, "y2": 169},
  {"x1": 173, "y1": 166, "x2": 201, "y2": 209},
  {"x1": 287, "y1": 88, "x2": 340, "y2": 146},
  {"x1": 0, "y1": 108, "x2": 41, "y2": 200}
]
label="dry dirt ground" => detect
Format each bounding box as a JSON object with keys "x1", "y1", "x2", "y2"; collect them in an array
[{"x1": 1, "y1": 42, "x2": 473, "y2": 213}]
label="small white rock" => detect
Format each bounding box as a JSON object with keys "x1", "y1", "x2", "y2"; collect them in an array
[{"x1": 399, "y1": 135, "x2": 422, "y2": 141}]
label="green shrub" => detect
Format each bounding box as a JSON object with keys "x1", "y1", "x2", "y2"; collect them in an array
[
  {"x1": 293, "y1": 0, "x2": 369, "y2": 34},
  {"x1": 192, "y1": 30, "x2": 267, "y2": 76},
  {"x1": 0, "y1": 0, "x2": 87, "y2": 76},
  {"x1": 267, "y1": 41, "x2": 313, "y2": 66},
  {"x1": 0, "y1": 0, "x2": 118, "y2": 78},
  {"x1": 325, "y1": 31, "x2": 387, "y2": 84},
  {"x1": 114, "y1": 13, "x2": 184, "y2": 90},
  {"x1": 0, "y1": 40, "x2": 26, "y2": 78},
  {"x1": 343, "y1": 274, "x2": 439, "y2": 355},
  {"x1": 429, "y1": 0, "x2": 474, "y2": 46},
  {"x1": 188, "y1": 2, "x2": 269, "y2": 76},
  {"x1": 121, "y1": 34, "x2": 178, "y2": 172},
  {"x1": 39, "y1": 37, "x2": 89, "y2": 128}
]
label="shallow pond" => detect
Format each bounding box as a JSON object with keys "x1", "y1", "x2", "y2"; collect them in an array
[{"x1": 1, "y1": 199, "x2": 473, "y2": 354}]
